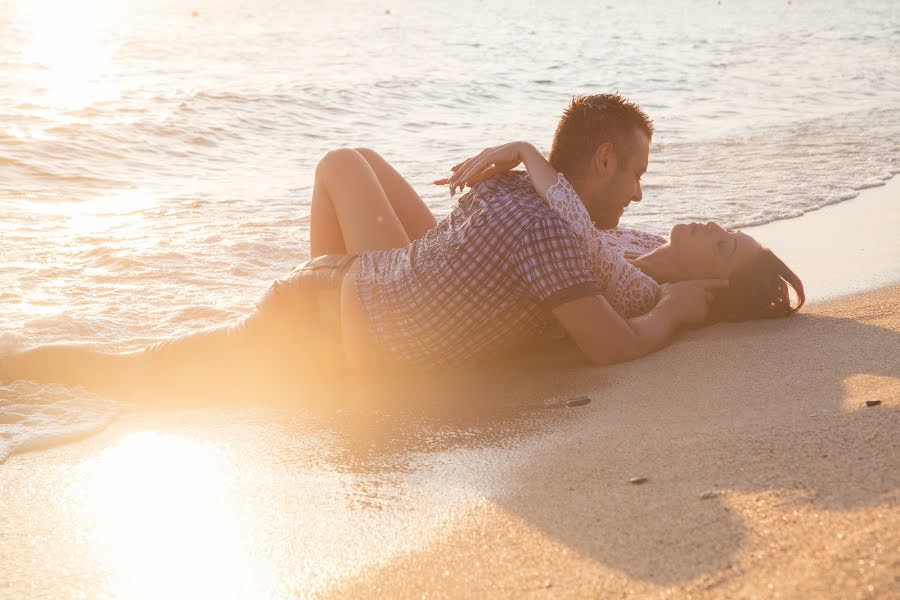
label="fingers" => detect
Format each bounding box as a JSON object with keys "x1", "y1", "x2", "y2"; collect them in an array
[
  {"x1": 447, "y1": 165, "x2": 494, "y2": 194},
  {"x1": 440, "y1": 145, "x2": 517, "y2": 195},
  {"x1": 457, "y1": 152, "x2": 487, "y2": 186},
  {"x1": 451, "y1": 155, "x2": 489, "y2": 196},
  {"x1": 468, "y1": 164, "x2": 501, "y2": 185},
  {"x1": 695, "y1": 278, "x2": 730, "y2": 289},
  {"x1": 454, "y1": 165, "x2": 496, "y2": 191},
  {"x1": 436, "y1": 153, "x2": 478, "y2": 193},
  {"x1": 454, "y1": 160, "x2": 486, "y2": 194},
  {"x1": 447, "y1": 155, "x2": 477, "y2": 195},
  {"x1": 694, "y1": 279, "x2": 728, "y2": 305}
]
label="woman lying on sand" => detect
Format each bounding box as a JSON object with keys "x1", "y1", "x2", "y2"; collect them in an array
[
  {"x1": 0, "y1": 144, "x2": 803, "y2": 398},
  {"x1": 440, "y1": 142, "x2": 805, "y2": 321}
]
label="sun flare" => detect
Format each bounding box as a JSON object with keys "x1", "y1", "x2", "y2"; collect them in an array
[
  {"x1": 15, "y1": 0, "x2": 116, "y2": 110},
  {"x1": 78, "y1": 431, "x2": 277, "y2": 599}
]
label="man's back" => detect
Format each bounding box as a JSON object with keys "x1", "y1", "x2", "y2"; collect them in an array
[{"x1": 356, "y1": 172, "x2": 601, "y2": 367}]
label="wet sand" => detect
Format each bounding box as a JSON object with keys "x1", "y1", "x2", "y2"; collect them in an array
[
  {"x1": 747, "y1": 176, "x2": 900, "y2": 304},
  {"x1": 1, "y1": 180, "x2": 898, "y2": 598}
]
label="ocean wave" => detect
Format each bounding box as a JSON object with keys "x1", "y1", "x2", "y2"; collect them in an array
[
  {"x1": 0, "y1": 155, "x2": 125, "y2": 188},
  {"x1": 0, "y1": 381, "x2": 120, "y2": 464}
]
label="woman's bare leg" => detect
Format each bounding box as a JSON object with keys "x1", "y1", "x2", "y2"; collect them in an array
[
  {"x1": 0, "y1": 332, "x2": 254, "y2": 401},
  {"x1": 0, "y1": 288, "x2": 331, "y2": 403},
  {"x1": 310, "y1": 148, "x2": 411, "y2": 257},
  {"x1": 0, "y1": 345, "x2": 142, "y2": 397},
  {"x1": 354, "y1": 148, "x2": 437, "y2": 241}
]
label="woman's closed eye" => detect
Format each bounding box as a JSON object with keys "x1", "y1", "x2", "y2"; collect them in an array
[{"x1": 717, "y1": 236, "x2": 738, "y2": 257}]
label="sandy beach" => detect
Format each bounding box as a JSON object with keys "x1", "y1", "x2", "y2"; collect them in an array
[
  {"x1": 326, "y1": 180, "x2": 900, "y2": 598},
  {"x1": 331, "y1": 283, "x2": 900, "y2": 599},
  {"x1": 1, "y1": 179, "x2": 898, "y2": 598},
  {"x1": 3, "y1": 1, "x2": 899, "y2": 597},
  {"x1": 1, "y1": 288, "x2": 896, "y2": 599}
]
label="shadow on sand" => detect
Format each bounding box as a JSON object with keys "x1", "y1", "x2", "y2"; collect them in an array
[
  {"x1": 22, "y1": 304, "x2": 897, "y2": 587},
  {"x1": 178, "y1": 307, "x2": 897, "y2": 586},
  {"x1": 241, "y1": 304, "x2": 897, "y2": 589},
  {"x1": 485, "y1": 311, "x2": 900, "y2": 584}
]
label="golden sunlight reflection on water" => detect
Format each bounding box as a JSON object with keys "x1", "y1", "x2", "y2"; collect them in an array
[
  {"x1": 78, "y1": 431, "x2": 278, "y2": 599},
  {"x1": 15, "y1": 0, "x2": 118, "y2": 111},
  {"x1": 24, "y1": 189, "x2": 157, "y2": 237}
]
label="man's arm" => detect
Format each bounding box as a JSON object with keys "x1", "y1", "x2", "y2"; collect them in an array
[{"x1": 552, "y1": 280, "x2": 727, "y2": 365}]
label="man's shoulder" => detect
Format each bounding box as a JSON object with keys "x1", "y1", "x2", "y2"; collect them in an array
[
  {"x1": 475, "y1": 170, "x2": 538, "y2": 199},
  {"x1": 473, "y1": 171, "x2": 563, "y2": 223}
]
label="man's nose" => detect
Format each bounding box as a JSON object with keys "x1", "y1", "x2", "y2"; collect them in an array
[{"x1": 633, "y1": 182, "x2": 643, "y2": 203}]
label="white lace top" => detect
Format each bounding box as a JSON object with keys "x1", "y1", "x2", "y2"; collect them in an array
[{"x1": 545, "y1": 174, "x2": 664, "y2": 317}]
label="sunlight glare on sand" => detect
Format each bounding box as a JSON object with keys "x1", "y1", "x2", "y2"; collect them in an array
[
  {"x1": 15, "y1": 0, "x2": 117, "y2": 111},
  {"x1": 78, "y1": 431, "x2": 277, "y2": 599}
]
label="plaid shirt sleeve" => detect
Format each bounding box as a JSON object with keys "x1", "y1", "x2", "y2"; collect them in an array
[{"x1": 513, "y1": 216, "x2": 603, "y2": 310}]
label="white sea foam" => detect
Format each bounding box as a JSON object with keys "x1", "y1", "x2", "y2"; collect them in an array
[
  {"x1": 0, "y1": 0, "x2": 898, "y2": 466},
  {"x1": 0, "y1": 380, "x2": 118, "y2": 463}
]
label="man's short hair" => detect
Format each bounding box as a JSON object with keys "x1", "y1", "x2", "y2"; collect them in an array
[{"x1": 548, "y1": 93, "x2": 654, "y2": 176}]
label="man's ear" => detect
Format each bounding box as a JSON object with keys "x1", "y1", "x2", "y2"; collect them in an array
[{"x1": 591, "y1": 142, "x2": 616, "y2": 177}]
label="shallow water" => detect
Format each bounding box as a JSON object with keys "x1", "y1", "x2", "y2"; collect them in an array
[{"x1": 1, "y1": 0, "x2": 899, "y2": 591}]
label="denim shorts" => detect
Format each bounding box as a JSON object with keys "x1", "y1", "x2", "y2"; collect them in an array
[
  {"x1": 257, "y1": 254, "x2": 358, "y2": 330},
  {"x1": 142, "y1": 254, "x2": 359, "y2": 386}
]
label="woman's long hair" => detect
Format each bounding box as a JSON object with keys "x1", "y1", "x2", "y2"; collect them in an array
[{"x1": 709, "y1": 249, "x2": 805, "y2": 321}]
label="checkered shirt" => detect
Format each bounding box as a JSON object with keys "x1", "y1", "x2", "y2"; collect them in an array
[{"x1": 355, "y1": 171, "x2": 601, "y2": 368}]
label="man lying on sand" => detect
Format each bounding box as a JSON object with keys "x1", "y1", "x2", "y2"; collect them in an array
[{"x1": 1, "y1": 94, "x2": 803, "y2": 397}]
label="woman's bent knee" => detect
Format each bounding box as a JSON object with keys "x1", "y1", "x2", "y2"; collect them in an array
[
  {"x1": 353, "y1": 147, "x2": 380, "y2": 162},
  {"x1": 316, "y1": 148, "x2": 365, "y2": 180}
]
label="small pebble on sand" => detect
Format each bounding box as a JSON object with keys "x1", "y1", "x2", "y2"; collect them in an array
[
  {"x1": 701, "y1": 490, "x2": 718, "y2": 499},
  {"x1": 629, "y1": 477, "x2": 648, "y2": 485},
  {"x1": 865, "y1": 399, "x2": 881, "y2": 407},
  {"x1": 566, "y1": 396, "x2": 591, "y2": 407}
]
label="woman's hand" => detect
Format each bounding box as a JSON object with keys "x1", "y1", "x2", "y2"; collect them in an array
[{"x1": 434, "y1": 142, "x2": 532, "y2": 196}]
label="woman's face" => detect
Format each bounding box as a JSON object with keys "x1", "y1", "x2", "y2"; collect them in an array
[{"x1": 668, "y1": 221, "x2": 763, "y2": 280}]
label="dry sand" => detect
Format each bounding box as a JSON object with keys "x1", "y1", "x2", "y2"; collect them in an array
[{"x1": 331, "y1": 285, "x2": 900, "y2": 599}]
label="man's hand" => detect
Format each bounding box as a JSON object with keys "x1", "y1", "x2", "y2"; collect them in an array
[{"x1": 659, "y1": 279, "x2": 729, "y2": 326}]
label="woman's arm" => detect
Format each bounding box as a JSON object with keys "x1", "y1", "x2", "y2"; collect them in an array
[
  {"x1": 438, "y1": 142, "x2": 595, "y2": 238},
  {"x1": 436, "y1": 141, "x2": 559, "y2": 199}
]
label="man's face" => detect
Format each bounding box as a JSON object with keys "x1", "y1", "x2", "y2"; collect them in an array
[{"x1": 583, "y1": 129, "x2": 650, "y2": 229}]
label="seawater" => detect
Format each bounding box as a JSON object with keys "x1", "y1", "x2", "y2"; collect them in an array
[
  {"x1": 1, "y1": 0, "x2": 899, "y2": 478},
  {"x1": 0, "y1": 0, "x2": 898, "y2": 590}
]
